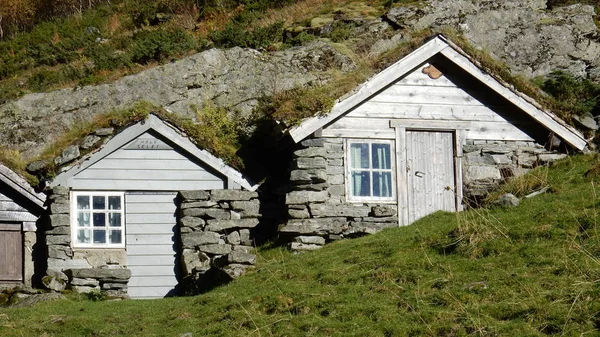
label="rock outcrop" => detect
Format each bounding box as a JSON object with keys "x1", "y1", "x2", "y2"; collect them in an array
[{"x1": 1, "y1": 1, "x2": 599, "y2": 157}]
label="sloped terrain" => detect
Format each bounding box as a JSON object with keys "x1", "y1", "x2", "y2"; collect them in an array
[{"x1": 2, "y1": 155, "x2": 599, "y2": 336}]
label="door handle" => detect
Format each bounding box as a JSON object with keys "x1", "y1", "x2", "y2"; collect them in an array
[{"x1": 415, "y1": 171, "x2": 425, "y2": 178}]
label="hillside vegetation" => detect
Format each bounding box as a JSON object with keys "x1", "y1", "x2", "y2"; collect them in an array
[{"x1": 2, "y1": 155, "x2": 599, "y2": 336}]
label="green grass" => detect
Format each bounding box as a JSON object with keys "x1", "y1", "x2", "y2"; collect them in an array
[{"x1": 2, "y1": 155, "x2": 600, "y2": 336}]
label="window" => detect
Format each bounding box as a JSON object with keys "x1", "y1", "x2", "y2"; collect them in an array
[
  {"x1": 71, "y1": 192, "x2": 125, "y2": 248},
  {"x1": 347, "y1": 140, "x2": 394, "y2": 201}
]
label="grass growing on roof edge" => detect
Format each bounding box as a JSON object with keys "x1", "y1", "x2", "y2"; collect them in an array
[{"x1": 3, "y1": 154, "x2": 600, "y2": 336}]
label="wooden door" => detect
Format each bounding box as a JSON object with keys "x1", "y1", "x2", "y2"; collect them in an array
[
  {"x1": 405, "y1": 131, "x2": 456, "y2": 223},
  {"x1": 0, "y1": 223, "x2": 23, "y2": 282}
]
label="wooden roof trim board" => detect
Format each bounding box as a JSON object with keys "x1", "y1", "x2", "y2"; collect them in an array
[
  {"x1": 287, "y1": 35, "x2": 587, "y2": 150},
  {"x1": 51, "y1": 114, "x2": 258, "y2": 191},
  {"x1": 0, "y1": 163, "x2": 45, "y2": 209}
]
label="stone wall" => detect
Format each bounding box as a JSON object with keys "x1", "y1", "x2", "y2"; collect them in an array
[
  {"x1": 280, "y1": 137, "x2": 567, "y2": 252},
  {"x1": 178, "y1": 190, "x2": 260, "y2": 295},
  {"x1": 462, "y1": 140, "x2": 566, "y2": 202},
  {"x1": 280, "y1": 138, "x2": 398, "y2": 252},
  {"x1": 43, "y1": 186, "x2": 130, "y2": 295}
]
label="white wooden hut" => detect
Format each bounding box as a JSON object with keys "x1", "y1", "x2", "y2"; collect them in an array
[
  {"x1": 0, "y1": 164, "x2": 45, "y2": 286},
  {"x1": 48, "y1": 114, "x2": 255, "y2": 298},
  {"x1": 280, "y1": 35, "x2": 587, "y2": 251}
]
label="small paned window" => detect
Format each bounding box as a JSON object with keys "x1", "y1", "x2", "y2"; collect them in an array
[
  {"x1": 347, "y1": 140, "x2": 395, "y2": 201},
  {"x1": 72, "y1": 192, "x2": 125, "y2": 248}
]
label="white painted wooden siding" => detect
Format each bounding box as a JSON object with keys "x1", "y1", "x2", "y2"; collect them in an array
[
  {"x1": 71, "y1": 132, "x2": 226, "y2": 191},
  {"x1": 321, "y1": 64, "x2": 535, "y2": 142},
  {"x1": 125, "y1": 192, "x2": 179, "y2": 299},
  {"x1": 405, "y1": 131, "x2": 456, "y2": 223}
]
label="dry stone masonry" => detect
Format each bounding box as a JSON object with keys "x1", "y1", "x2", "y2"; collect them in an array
[
  {"x1": 281, "y1": 138, "x2": 398, "y2": 252},
  {"x1": 462, "y1": 140, "x2": 566, "y2": 202},
  {"x1": 178, "y1": 189, "x2": 260, "y2": 295},
  {"x1": 43, "y1": 186, "x2": 131, "y2": 297}
]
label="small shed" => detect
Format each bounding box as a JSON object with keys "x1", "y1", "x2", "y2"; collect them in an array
[
  {"x1": 0, "y1": 164, "x2": 45, "y2": 286},
  {"x1": 47, "y1": 114, "x2": 255, "y2": 298},
  {"x1": 280, "y1": 35, "x2": 587, "y2": 251}
]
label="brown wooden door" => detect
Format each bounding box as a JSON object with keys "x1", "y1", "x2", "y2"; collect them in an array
[{"x1": 0, "y1": 223, "x2": 23, "y2": 282}]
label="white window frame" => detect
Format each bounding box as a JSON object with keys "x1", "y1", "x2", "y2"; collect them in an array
[
  {"x1": 71, "y1": 191, "x2": 125, "y2": 249},
  {"x1": 345, "y1": 139, "x2": 396, "y2": 203}
]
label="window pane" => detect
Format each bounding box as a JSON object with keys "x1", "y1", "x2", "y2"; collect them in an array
[
  {"x1": 350, "y1": 143, "x2": 369, "y2": 169},
  {"x1": 93, "y1": 213, "x2": 105, "y2": 227},
  {"x1": 373, "y1": 172, "x2": 392, "y2": 197},
  {"x1": 93, "y1": 230, "x2": 106, "y2": 244},
  {"x1": 108, "y1": 196, "x2": 121, "y2": 210},
  {"x1": 351, "y1": 171, "x2": 370, "y2": 197},
  {"x1": 77, "y1": 229, "x2": 90, "y2": 244},
  {"x1": 93, "y1": 196, "x2": 105, "y2": 210},
  {"x1": 109, "y1": 213, "x2": 121, "y2": 227},
  {"x1": 372, "y1": 143, "x2": 391, "y2": 170},
  {"x1": 77, "y1": 212, "x2": 90, "y2": 227},
  {"x1": 77, "y1": 196, "x2": 89, "y2": 210},
  {"x1": 109, "y1": 230, "x2": 122, "y2": 244}
]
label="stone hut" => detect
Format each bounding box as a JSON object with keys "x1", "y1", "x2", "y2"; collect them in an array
[
  {"x1": 43, "y1": 114, "x2": 260, "y2": 298},
  {"x1": 279, "y1": 35, "x2": 587, "y2": 251}
]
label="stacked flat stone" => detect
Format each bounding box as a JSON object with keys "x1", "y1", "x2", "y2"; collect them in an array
[
  {"x1": 45, "y1": 186, "x2": 91, "y2": 271},
  {"x1": 178, "y1": 189, "x2": 259, "y2": 294},
  {"x1": 65, "y1": 268, "x2": 130, "y2": 297},
  {"x1": 462, "y1": 140, "x2": 566, "y2": 202},
  {"x1": 281, "y1": 138, "x2": 398, "y2": 252}
]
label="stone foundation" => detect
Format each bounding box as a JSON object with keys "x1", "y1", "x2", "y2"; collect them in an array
[{"x1": 178, "y1": 190, "x2": 260, "y2": 295}]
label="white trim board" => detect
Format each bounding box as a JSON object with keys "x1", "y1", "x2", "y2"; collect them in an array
[
  {"x1": 50, "y1": 114, "x2": 257, "y2": 191},
  {"x1": 287, "y1": 35, "x2": 587, "y2": 151}
]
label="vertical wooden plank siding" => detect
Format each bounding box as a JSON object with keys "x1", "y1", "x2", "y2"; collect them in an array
[
  {"x1": 0, "y1": 223, "x2": 22, "y2": 282},
  {"x1": 0, "y1": 192, "x2": 39, "y2": 223},
  {"x1": 454, "y1": 130, "x2": 465, "y2": 212},
  {"x1": 125, "y1": 192, "x2": 178, "y2": 299},
  {"x1": 406, "y1": 131, "x2": 455, "y2": 223}
]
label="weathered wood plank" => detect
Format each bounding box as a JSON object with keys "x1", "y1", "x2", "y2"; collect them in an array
[
  {"x1": 74, "y1": 169, "x2": 221, "y2": 181},
  {"x1": 126, "y1": 234, "x2": 176, "y2": 245},
  {"x1": 127, "y1": 285, "x2": 177, "y2": 299},
  {"x1": 127, "y1": 255, "x2": 177, "y2": 266},
  {"x1": 126, "y1": 244, "x2": 177, "y2": 256},
  {"x1": 125, "y1": 203, "x2": 177, "y2": 214},
  {"x1": 0, "y1": 201, "x2": 27, "y2": 212},
  {"x1": 321, "y1": 129, "x2": 396, "y2": 139},
  {"x1": 126, "y1": 213, "x2": 175, "y2": 224},
  {"x1": 105, "y1": 150, "x2": 190, "y2": 160},
  {"x1": 128, "y1": 265, "x2": 177, "y2": 277},
  {"x1": 395, "y1": 66, "x2": 457, "y2": 87},
  {"x1": 68, "y1": 180, "x2": 225, "y2": 191},
  {"x1": 0, "y1": 211, "x2": 38, "y2": 222},
  {"x1": 348, "y1": 103, "x2": 513, "y2": 122},
  {"x1": 370, "y1": 85, "x2": 485, "y2": 106},
  {"x1": 126, "y1": 224, "x2": 176, "y2": 235},
  {"x1": 127, "y1": 276, "x2": 178, "y2": 287},
  {"x1": 0, "y1": 228, "x2": 23, "y2": 282}
]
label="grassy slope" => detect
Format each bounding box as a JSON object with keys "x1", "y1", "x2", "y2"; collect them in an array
[{"x1": 2, "y1": 155, "x2": 600, "y2": 336}]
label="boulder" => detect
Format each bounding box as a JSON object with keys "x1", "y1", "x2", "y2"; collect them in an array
[
  {"x1": 494, "y1": 193, "x2": 520, "y2": 207},
  {"x1": 286, "y1": 190, "x2": 328, "y2": 204},
  {"x1": 181, "y1": 232, "x2": 221, "y2": 248},
  {"x1": 205, "y1": 219, "x2": 259, "y2": 232},
  {"x1": 211, "y1": 190, "x2": 257, "y2": 201},
  {"x1": 54, "y1": 145, "x2": 80, "y2": 166}
]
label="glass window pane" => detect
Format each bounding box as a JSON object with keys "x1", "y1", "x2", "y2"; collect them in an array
[
  {"x1": 93, "y1": 230, "x2": 106, "y2": 244},
  {"x1": 93, "y1": 213, "x2": 105, "y2": 227},
  {"x1": 109, "y1": 230, "x2": 122, "y2": 244},
  {"x1": 77, "y1": 229, "x2": 90, "y2": 244},
  {"x1": 108, "y1": 196, "x2": 121, "y2": 210},
  {"x1": 350, "y1": 143, "x2": 369, "y2": 169},
  {"x1": 373, "y1": 172, "x2": 392, "y2": 197},
  {"x1": 372, "y1": 143, "x2": 391, "y2": 170},
  {"x1": 351, "y1": 171, "x2": 371, "y2": 197},
  {"x1": 109, "y1": 213, "x2": 121, "y2": 227},
  {"x1": 77, "y1": 212, "x2": 90, "y2": 227},
  {"x1": 93, "y1": 196, "x2": 105, "y2": 210},
  {"x1": 77, "y1": 196, "x2": 89, "y2": 210}
]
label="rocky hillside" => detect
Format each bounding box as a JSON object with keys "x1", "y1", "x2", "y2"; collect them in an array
[{"x1": 0, "y1": 0, "x2": 599, "y2": 159}]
